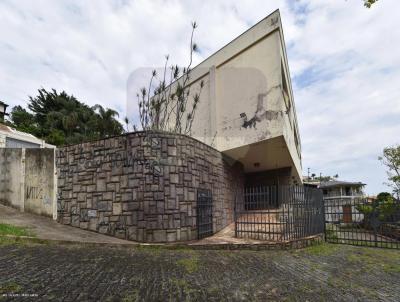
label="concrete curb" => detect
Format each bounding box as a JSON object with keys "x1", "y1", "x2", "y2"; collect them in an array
[
  {"x1": 0, "y1": 234, "x2": 324, "y2": 250},
  {"x1": 0, "y1": 235, "x2": 137, "y2": 248}
]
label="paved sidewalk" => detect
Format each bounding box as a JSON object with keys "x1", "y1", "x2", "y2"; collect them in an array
[
  {"x1": 194, "y1": 223, "x2": 265, "y2": 245},
  {"x1": 0, "y1": 204, "x2": 320, "y2": 249},
  {"x1": 0, "y1": 204, "x2": 135, "y2": 245}
]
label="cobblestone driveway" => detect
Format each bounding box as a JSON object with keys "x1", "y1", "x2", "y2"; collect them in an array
[{"x1": 1, "y1": 242, "x2": 399, "y2": 301}]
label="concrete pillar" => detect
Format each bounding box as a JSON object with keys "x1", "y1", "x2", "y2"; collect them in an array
[
  {"x1": 209, "y1": 65, "x2": 217, "y2": 147},
  {"x1": 53, "y1": 148, "x2": 57, "y2": 220},
  {"x1": 0, "y1": 134, "x2": 5, "y2": 147}
]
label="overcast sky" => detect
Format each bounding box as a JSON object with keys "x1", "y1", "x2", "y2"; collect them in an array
[{"x1": 1, "y1": 0, "x2": 399, "y2": 194}]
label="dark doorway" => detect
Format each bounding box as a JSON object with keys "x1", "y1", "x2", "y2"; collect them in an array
[
  {"x1": 343, "y1": 205, "x2": 352, "y2": 223},
  {"x1": 197, "y1": 189, "x2": 213, "y2": 239}
]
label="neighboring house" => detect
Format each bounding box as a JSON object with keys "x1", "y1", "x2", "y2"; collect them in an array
[
  {"x1": 320, "y1": 180, "x2": 366, "y2": 223},
  {"x1": 0, "y1": 101, "x2": 9, "y2": 122},
  {"x1": 320, "y1": 180, "x2": 365, "y2": 200},
  {"x1": 155, "y1": 9, "x2": 302, "y2": 187},
  {"x1": 0, "y1": 123, "x2": 55, "y2": 148},
  {"x1": 366, "y1": 196, "x2": 377, "y2": 203}
]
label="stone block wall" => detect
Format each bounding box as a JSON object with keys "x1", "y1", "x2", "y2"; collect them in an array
[{"x1": 57, "y1": 131, "x2": 244, "y2": 242}]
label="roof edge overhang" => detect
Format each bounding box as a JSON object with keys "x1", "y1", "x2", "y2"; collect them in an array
[{"x1": 170, "y1": 9, "x2": 283, "y2": 88}]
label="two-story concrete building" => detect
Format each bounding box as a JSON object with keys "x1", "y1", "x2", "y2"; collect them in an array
[
  {"x1": 320, "y1": 180, "x2": 365, "y2": 200},
  {"x1": 164, "y1": 9, "x2": 302, "y2": 187},
  {"x1": 56, "y1": 9, "x2": 307, "y2": 243},
  {"x1": 320, "y1": 180, "x2": 366, "y2": 223}
]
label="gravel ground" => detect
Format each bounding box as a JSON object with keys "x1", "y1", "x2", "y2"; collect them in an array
[{"x1": 0, "y1": 240, "x2": 399, "y2": 301}]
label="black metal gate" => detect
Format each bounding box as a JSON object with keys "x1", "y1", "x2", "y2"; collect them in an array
[
  {"x1": 324, "y1": 198, "x2": 400, "y2": 249},
  {"x1": 197, "y1": 189, "x2": 213, "y2": 239},
  {"x1": 235, "y1": 186, "x2": 325, "y2": 241}
]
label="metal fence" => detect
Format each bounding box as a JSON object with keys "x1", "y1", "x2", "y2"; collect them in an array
[
  {"x1": 324, "y1": 197, "x2": 400, "y2": 249},
  {"x1": 197, "y1": 189, "x2": 213, "y2": 239},
  {"x1": 235, "y1": 186, "x2": 324, "y2": 242}
]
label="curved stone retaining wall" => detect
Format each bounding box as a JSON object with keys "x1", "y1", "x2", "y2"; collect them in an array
[{"x1": 57, "y1": 131, "x2": 244, "y2": 242}]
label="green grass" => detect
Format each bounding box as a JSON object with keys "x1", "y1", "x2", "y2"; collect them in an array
[
  {"x1": 324, "y1": 228, "x2": 339, "y2": 240},
  {"x1": 169, "y1": 277, "x2": 200, "y2": 300},
  {"x1": 0, "y1": 282, "x2": 22, "y2": 294},
  {"x1": 121, "y1": 290, "x2": 139, "y2": 302},
  {"x1": 346, "y1": 247, "x2": 400, "y2": 273},
  {"x1": 0, "y1": 236, "x2": 48, "y2": 246},
  {"x1": 302, "y1": 242, "x2": 340, "y2": 256},
  {"x1": 176, "y1": 252, "x2": 200, "y2": 273},
  {"x1": 0, "y1": 223, "x2": 34, "y2": 237},
  {"x1": 330, "y1": 238, "x2": 400, "y2": 249},
  {"x1": 0, "y1": 224, "x2": 37, "y2": 246}
]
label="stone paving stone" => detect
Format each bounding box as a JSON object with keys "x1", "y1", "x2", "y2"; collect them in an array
[{"x1": 0, "y1": 243, "x2": 399, "y2": 301}]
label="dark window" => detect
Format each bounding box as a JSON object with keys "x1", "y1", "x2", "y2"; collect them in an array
[{"x1": 281, "y1": 60, "x2": 290, "y2": 111}]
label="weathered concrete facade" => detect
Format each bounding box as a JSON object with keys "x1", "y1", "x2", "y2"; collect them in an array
[
  {"x1": 0, "y1": 148, "x2": 23, "y2": 209},
  {"x1": 153, "y1": 10, "x2": 302, "y2": 185},
  {"x1": 57, "y1": 132, "x2": 244, "y2": 242},
  {"x1": 24, "y1": 149, "x2": 57, "y2": 218},
  {"x1": 0, "y1": 148, "x2": 57, "y2": 218},
  {"x1": 56, "y1": 10, "x2": 301, "y2": 242}
]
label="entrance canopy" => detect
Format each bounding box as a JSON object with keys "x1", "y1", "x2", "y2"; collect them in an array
[{"x1": 222, "y1": 135, "x2": 301, "y2": 184}]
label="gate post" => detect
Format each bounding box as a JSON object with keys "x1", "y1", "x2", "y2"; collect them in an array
[
  {"x1": 234, "y1": 187, "x2": 237, "y2": 238},
  {"x1": 322, "y1": 191, "x2": 327, "y2": 242}
]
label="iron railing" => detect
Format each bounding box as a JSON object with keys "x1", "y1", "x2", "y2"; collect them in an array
[
  {"x1": 235, "y1": 185, "x2": 324, "y2": 242},
  {"x1": 324, "y1": 197, "x2": 400, "y2": 249}
]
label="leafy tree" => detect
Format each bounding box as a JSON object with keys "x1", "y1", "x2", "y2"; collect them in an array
[
  {"x1": 357, "y1": 192, "x2": 399, "y2": 225},
  {"x1": 319, "y1": 175, "x2": 339, "y2": 181},
  {"x1": 376, "y1": 192, "x2": 392, "y2": 202},
  {"x1": 7, "y1": 106, "x2": 39, "y2": 135},
  {"x1": 364, "y1": 0, "x2": 378, "y2": 8},
  {"x1": 8, "y1": 88, "x2": 123, "y2": 146},
  {"x1": 310, "y1": 174, "x2": 339, "y2": 182},
  {"x1": 92, "y1": 104, "x2": 123, "y2": 137},
  {"x1": 379, "y1": 145, "x2": 400, "y2": 199},
  {"x1": 46, "y1": 129, "x2": 66, "y2": 146}
]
